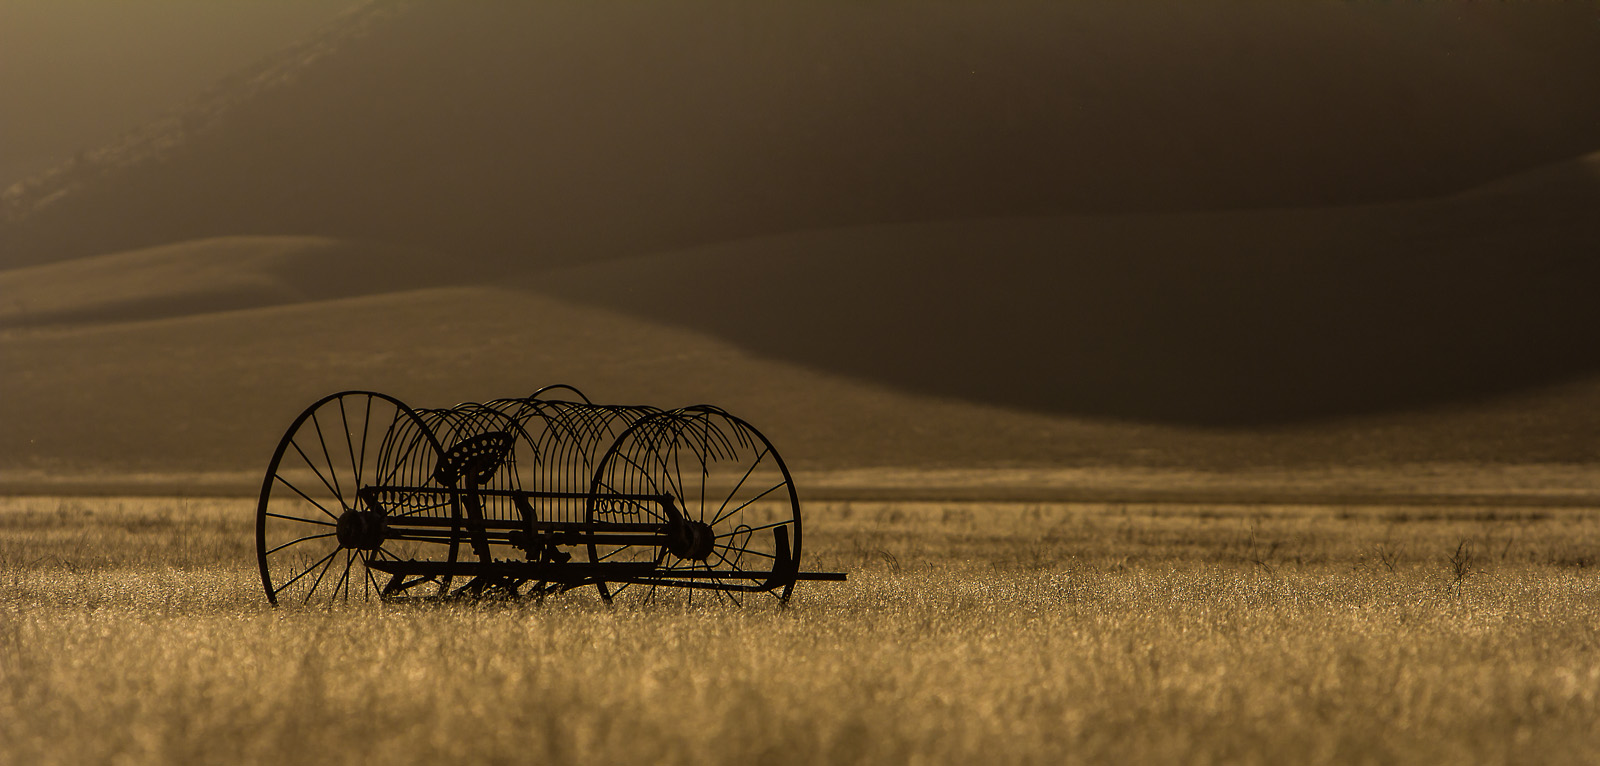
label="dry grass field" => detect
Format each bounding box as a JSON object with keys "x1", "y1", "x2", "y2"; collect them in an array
[{"x1": 3, "y1": 494, "x2": 1598, "y2": 764}]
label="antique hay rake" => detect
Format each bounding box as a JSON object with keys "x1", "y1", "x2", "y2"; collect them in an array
[{"x1": 256, "y1": 385, "x2": 845, "y2": 606}]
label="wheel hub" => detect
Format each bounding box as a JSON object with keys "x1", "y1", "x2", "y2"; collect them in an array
[
  {"x1": 335, "y1": 509, "x2": 386, "y2": 550},
  {"x1": 665, "y1": 518, "x2": 715, "y2": 561}
]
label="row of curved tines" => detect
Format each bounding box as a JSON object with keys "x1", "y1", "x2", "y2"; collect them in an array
[
  {"x1": 369, "y1": 387, "x2": 761, "y2": 529},
  {"x1": 419, "y1": 391, "x2": 660, "y2": 525}
]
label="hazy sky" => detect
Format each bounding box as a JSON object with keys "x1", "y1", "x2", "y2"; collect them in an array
[{"x1": 0, "y1": 0, "x2": 361, "y2": 188}]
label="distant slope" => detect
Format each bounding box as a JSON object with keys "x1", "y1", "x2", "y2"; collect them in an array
[
  {"x1": 0, "y1": 236, "x2": 451, "y2": 328},
  {"x1": 5, "y1": 1, "x2": 1600, "y2": 269},
  {"x1": 536, "y1": 153, "x2": 1600, "y2": 424},
  {"x1": 5, "y1": 285, "x2": 1600, "y2": 497},
  {"x1": 0, "y1": 0, "x2": 363, "y2": 188}
]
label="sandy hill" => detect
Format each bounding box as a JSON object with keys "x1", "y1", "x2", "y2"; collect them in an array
[
  {"x1": 4, "y1": 2, "x2": 1600, "y2": 494},
  {"x1": 4, "y1": 1, "x2": 1599, "y2": 269},
  {"x1": 0, "y1": 236, "x2": 455, "y2": 328},
  {"x1": 0, "y1": 0, "x2": 362, "y2": 189},
  {"x1": 540, "y1": 153, "x2": 1600, "y2": 424},
  {"x1": 5, "y1": 275, "x2": 1600, "y2": 498}
]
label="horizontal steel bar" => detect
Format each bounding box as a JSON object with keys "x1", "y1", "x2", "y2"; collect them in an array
[
  {"x1": 384, "y1": 517, "x2": 664, "y2": 532},
  {"x1": 367, "y1": 486, "x2": 671, "y2": 504},
  {"x1": 623, "y1": 570, "x2": 849, "y2": 581},
  {"x1": 367, "y1": 559, "x2": 657, "y2": 580},
  {"x1": 368, "y1": 557, "x2": 844, "y2": 584},
  {"x1": 383, "y1": 531, "x2": 667, "y2": 549}
]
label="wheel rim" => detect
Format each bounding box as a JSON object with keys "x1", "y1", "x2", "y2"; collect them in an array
[
  {"x1": 586, "y1": 407, "x2": 801, "y2": 606},
  {"x1": 256, "y1": 391, "x2": 456, "y2": 605}
]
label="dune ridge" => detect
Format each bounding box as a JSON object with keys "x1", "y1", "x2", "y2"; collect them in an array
[
  {"x1": 0, "y1": 235, "x2": 455, "y2": 328},
  {"x1": 4, "y1": 2, "x2": 1600, "y2": 488},
  {"x1": 538, "y1": 151, "x2": 1600, "y2": 423},
  {"x1": 5, "y1": 1, "x2": 1598, "y2": 270},
  {"x1": 6, "y1": 284, "x2": 1600, "y2": 492}
]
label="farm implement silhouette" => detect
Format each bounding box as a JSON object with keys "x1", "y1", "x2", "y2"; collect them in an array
[{"x1": 256, "y1": 385, "x2": 844, "y2": 606}]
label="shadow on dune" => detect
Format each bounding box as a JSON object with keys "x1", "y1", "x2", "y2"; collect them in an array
[
  {"x1": 5, "y1": 1, "x2": 1600, "y2": 271},
  {"x1": 540, "y1": 170, "x2": 1600, "y2": 426},
  {"x1": 5, "y1": 1, "x2": 1600, "y2": 429},
  {"x1": 0, "y1": 236, "x2": 456, "y2": 328}
]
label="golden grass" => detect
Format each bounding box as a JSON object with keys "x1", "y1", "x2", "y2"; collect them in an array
[{"x1": 3, "y1": 496, "x2": 1599, "y2": 764}]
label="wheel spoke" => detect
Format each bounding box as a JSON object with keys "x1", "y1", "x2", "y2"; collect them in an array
[
  {"x1": 363, "y1": 552, "x2": 379, "y2": 599},
  {"x1": 265, "y1": 532, "x2": 337, "y2": 557},
  {"x1": 715, "y1": 543, "x2": 775, "y2": 560},
  {"x1": 711, "y1": 481, "x2": 786, "y2": 527},
  {"x1": 289, "y1": 438, "x2": 348, "y2": 514},
  {"x1": 715, "y1": 516, "x2": 791, "y2": 539},
  {"x1": 705, "y1": 551, "x2": 742, "y2": 606},
  {"x1": 300, "y1": 547, "x2": 344, "y2": 605},
  {"x1": 335, "y1": 549, "x2": 354, "y2": 604},
  {"x1": 274, "y1": 548, "x2": 339, "y2": 598},
  {"x1": 264, "y1": 510, "x2": 336, "y2": 527},
  {"x1": 274, "y1": 474, "x2": 339, "y2": 521},
  {"x1": 587, "y1": 410, "x2": 798, "y2": 607},
  {"x1": 310, "y1": 411, "x2": 348, "y2": 510},
  {"x1": 261, "y1": 392, "x2": 449, "y2": 606},
  {"x1": 339, "y1": 396, "x2": 362, "y2": 490},
  {"x1": 356, "y1": 395, "x2": 374, "y2": 487},
  {"x1": 710, "y1": 447, "x2": 767, "y2": 526}
]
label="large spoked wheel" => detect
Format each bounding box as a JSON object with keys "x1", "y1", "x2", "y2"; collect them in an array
[
  {"x1": 586, "y1": 407, "x2": 801, "y2": 606},
  {"x1": 257, "y1": 391, "x2": 457, "y2": 606}
]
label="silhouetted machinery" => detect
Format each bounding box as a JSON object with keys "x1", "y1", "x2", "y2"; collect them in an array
[{"x1": 256, "y1": 385, "x2": 844, "y2": 606}]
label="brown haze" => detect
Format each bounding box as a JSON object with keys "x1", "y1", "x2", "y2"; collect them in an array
[
  {"x1": 6, "y1": 8, "x2": 1600, "y2": 763},
  {"x1": 0, "y1": 0, "x2": 363, "y2": 188},
  {"x1": 3, "y1": 0, "x2": 1600, "y2": 490}
]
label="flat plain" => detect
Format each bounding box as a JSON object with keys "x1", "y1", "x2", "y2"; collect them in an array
[{"x1": 3, "y1": 494, "x2": 1598, "y2": 765}]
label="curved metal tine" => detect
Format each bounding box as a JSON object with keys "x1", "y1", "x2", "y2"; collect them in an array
[
  {"x1": 665, "y1": 413, "x2": 719, "y2": 488},
  {"x1": 641, "y1": 420, "x2": 686, "y2": 503},
  {"x1": 529, "y1": 383, "x2": 594, "y2": 404},
  {"x1": 545, "y1": 401, "x2": 594, "y2": 444},
  {"x1": 386, "y1": 495, "x2": 453, "y2": 519},
  {"x1": 679, "y1": 408, "x2": 741, "y2": 460},
  {"x1": 373, "y1": 410, "x2": 404, "y2": 488},
  {"x1": 375, "y1": 421, "x2": 433, "y2": 488},
  {"x1": 610, "y1": 441, "x2": 670, "y2": 501},
  {"x1": 665, "y1": 412, "x2": 735, "y2": 523},
  {"x1": 641, "y1": 416, "x2": 689, "y2": 510},
  {"x1": 592, "y1": 437, "x2": 667, "y2": 520}
]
